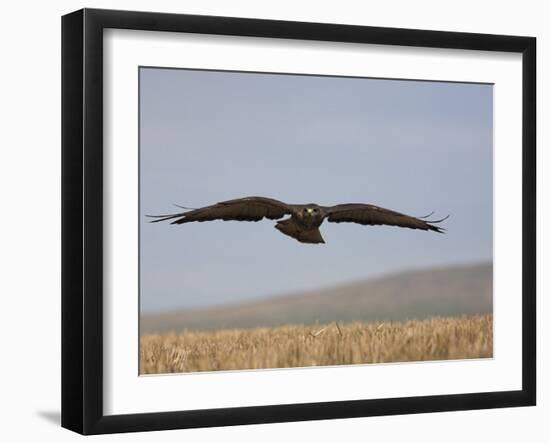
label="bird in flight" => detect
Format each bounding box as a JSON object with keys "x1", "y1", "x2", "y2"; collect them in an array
[{"x1": 148, "y1": 196, "x2": 448, "y2": 244}]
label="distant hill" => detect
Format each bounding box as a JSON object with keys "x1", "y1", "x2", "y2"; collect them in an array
[{"x1": 141, "y1": 262, "x2": 492, "y2": 334}]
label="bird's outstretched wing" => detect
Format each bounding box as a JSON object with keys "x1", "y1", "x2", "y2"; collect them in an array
[
  {"x1": 323, "y1": 203, "x2": 448, "y2": 233},
  {"x1": 147, "y1": 196, "x2": 293, "y2": 224}
]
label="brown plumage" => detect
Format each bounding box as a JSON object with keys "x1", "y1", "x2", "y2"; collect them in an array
[{"x1": 148, "y1": 196, "x2": 448, "y2": 244}]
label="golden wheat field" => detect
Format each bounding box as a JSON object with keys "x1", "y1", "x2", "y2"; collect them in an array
[{"x1": 140, "y1": 314, "x2": 492, "y2": 374}]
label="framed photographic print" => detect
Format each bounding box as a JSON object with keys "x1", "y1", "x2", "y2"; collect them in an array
[{"x1": 61, "y1": 8, "x2": 536, "y2": 435}]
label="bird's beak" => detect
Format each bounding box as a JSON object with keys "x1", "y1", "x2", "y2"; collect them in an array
[{"x1": 306, "y1": 208, "x2": 313, "y2": 214}]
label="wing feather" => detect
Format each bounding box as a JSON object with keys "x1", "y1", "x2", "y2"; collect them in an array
[
  {"x1": 324, "y1": 203, "x2": 447, "y2": 233},
  {"x1": 148, "y1": 196, "x2": 292, "y2": 224}
]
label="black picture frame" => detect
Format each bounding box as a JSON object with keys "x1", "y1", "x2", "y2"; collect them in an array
[{"x1": 62, "y1": 8, "x2": 536, "y2": 435}]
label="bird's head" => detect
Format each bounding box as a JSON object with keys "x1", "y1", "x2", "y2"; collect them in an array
[{"x1": 302, "y1": 205, "x2": 321, "y2": 219}]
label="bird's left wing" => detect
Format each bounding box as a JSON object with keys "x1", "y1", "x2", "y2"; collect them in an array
[
  {"x1": 323, "y1": 203, "x2": 448, "y2": 233},
  {"x1": 148, "y1": 196, "x2": 293, "y2": 224}
]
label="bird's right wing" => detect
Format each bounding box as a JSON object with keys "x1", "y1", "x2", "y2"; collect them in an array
[{"x1": 147, "y1": 196, "x2": 293, "y2": 224}]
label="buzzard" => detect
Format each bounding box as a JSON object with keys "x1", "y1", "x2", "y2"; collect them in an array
[{"x1": 148, "y1": 196, "x2": 448, "y2": 244}]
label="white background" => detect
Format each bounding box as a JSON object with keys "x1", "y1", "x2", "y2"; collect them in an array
[
  {"x1": 104, "y1": 30, "x2": 522, "y2": 415},
  {"x1": 0, "y1": 1, "x2": 546, "y2": 442}
]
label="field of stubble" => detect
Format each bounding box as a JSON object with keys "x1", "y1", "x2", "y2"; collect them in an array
[{"x1": 140, "y1": 314, "x2": 492, "y2": 374}]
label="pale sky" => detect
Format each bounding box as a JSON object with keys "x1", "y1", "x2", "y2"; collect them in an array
[{"x1": 140, "y1": 67, "x2": 493, "y2": 313}]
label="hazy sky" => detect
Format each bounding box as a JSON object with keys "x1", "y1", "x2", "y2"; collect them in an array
[{"x1": 140, "y1": 67, "x2": 493, "y2": 313}]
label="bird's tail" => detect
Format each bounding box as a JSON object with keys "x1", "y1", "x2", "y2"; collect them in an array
[{"x1": 275, "y1": 219, "x2": 325, "y2": 244}]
